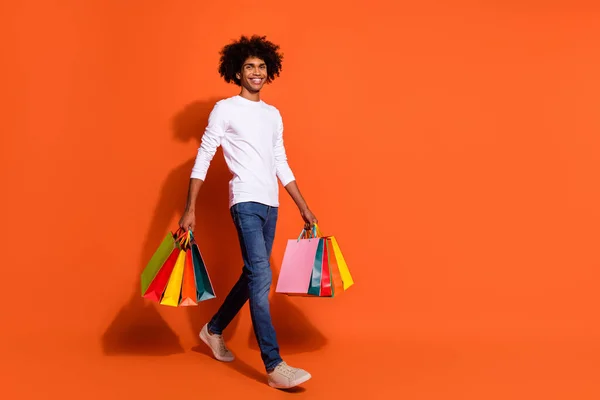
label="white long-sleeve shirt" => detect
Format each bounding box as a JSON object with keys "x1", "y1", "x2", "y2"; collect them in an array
[{"x1": 190, "y1": 95, "x2": 296, "y2": 208}]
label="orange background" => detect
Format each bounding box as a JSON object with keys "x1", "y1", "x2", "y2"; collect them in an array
[{"x1": 2, "y1": 1, "x2": 600, "y2": 399}]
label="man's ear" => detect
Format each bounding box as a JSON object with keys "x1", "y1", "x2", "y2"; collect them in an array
[{"x1": 236, "y1": 72, "x2": 241, "y2": 80}]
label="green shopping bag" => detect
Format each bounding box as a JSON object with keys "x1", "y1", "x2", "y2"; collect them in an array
[
  {"x1": 141, "y1": 229, "x2": 185, "y2": 296},
  {"x1": 307, "y1": 238, "x2": 325, "y2": 296},
  {"x1": 189, "y1": 232, "x2": 216, "y2": 302}
]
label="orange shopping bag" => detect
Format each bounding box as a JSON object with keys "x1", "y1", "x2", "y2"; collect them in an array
[{"x1": 179, "y1": 249, "x2": 198, "y2": 306}]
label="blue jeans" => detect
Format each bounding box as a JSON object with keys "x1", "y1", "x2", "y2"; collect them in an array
[{"x1": 207, "y1": 201, "x2": 283, "y2": 371}]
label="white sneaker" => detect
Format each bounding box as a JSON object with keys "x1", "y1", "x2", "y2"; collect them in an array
[
  {"x1": 199, "y1": 323, "x2": 234, "y2": 362},
  {"x1": 267, "y1": 361, "x2": 312, "y2": 389}
]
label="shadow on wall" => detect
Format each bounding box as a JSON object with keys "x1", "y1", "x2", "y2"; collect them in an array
[
  {"x1": 101, "y1": 99, "x2": 221, "y2": 355},
  {"x1": 102, "y1": 97, "x2": 326, "y2": 357}
]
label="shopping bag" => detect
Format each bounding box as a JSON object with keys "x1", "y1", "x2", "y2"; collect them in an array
[
  {"x1": 307, "y1": 237, "x2": 335, "y2": 298},
  {"x1": 158, "y1": 230, "x2": 190, "y2": 306},
  {"x1": 179, "y1": 249, "x2": 198, "y2": 306},
  {"x1": 143, "y1": 247, "x2": 181, "y2": 302},
  {"x1": 312, "y1": 224, "x2": 353, "y2": 291},
  {"x1": 329, "y1": 235, "x2": 354, "y2": 290},
  {"x1": 140, "y1": 230, "x2": 180, "y2": 296},
  {"x1": 142, "y1": 228, "x2": 188, "y2": 302},
  {"x1": 326, "y1": 237, "x2": 344, "y2": 295},
  {"x1": 307, "y1": 224, "x2": 354, "y2": 296},
  {"x1": 160, "y1": 249, "x2": 186, "y2": 307},
  {"x1": 276, "y1": 224, "x2": 354, "y2": 297},
  {"x1": 320, "y1": 238, "x2": 333, "y2": 297},
  {"x1": 275, "y1": 232, "x2": 321, "y2": 294},
  {"x1": 190, "y1": 232, "x2": 216, "y2": 302},
  {"x1": 307, "y1": 238, "x2": 325, "y2": 296}
]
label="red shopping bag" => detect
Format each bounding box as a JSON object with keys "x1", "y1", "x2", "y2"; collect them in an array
[{"x1": 320, "y1": 238, "x2": 332, "y2": 297}]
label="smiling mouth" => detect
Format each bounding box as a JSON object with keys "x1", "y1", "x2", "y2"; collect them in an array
[{"x1": 250, "y1": 78, "x2": 263, "y2": 85}]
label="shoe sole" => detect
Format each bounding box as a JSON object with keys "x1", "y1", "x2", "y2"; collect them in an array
[
  {"x1": 199, "y1": 327, "x2": 235, "y2": 362},
  {"x1": 268, "y1": 373, "x2": 312, "y2": 389}
]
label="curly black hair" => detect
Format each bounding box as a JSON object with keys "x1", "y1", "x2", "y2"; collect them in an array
[{"x1": 218, "y1": 35, "x2": 283, "y2": 86}]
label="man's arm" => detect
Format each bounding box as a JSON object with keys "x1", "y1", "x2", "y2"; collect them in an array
[
  {"x1": 179, "y1": 103, "x2": 225, "y2": 232},
  {"x1": 274, "y1": 112, "x2": 318, "y2": 229},
  {"x1": 179, "y1": 178, "x2": 204, "y2": 231},
  {"x1": 284, "y1": 180, "x2": 318, "y2": 229}
]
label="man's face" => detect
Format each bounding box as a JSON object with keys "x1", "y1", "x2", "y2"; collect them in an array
[{"x1": 237, "y1": 57, "x2": 267, "y2": 93}]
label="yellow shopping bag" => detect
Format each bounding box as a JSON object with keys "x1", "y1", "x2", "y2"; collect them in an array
[
  {"x1": 160, "y1": 231, "x2": 190, "y2": 307},
  {"x1": 329, "y1": 236, "x2": 354, "y2": 290}
]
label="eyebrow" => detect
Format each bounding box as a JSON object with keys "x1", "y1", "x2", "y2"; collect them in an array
[{"x1": 244, "y1": 62, "x2": 266, "y2": 67}]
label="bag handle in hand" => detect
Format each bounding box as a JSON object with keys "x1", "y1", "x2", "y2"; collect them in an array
[{"x1": 297, "y1": 223, "x2": 323, "y2": 241}]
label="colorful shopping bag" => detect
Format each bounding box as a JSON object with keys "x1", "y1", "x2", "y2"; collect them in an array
[
  {"x1": 143, "y1": 247, "x2": 181, "y2": 302},
  {"x1": 328, "y1": 235, "x2": 354, "y2": 290},
  {"x1": 277, "y1": 224, "x2": 354, "y2": 297},
  {"x1": 313, "y1": 224, "x2": 353, "y2": 291},
  {"x1": 326, "y1": 237, "x2": 344, "y2": 295},
  {"x1": 141, "y1": 229, "x2": 181, "y2": 296},
  {"x1": 179, "y1": 250, "x2": 198, "y2": 306},
  {"x1": 275, "y1": 232, "x2": 321, "y2": 294},
  {"x1": 160, "y1": 249, "x2": 186, "y2": 306},
  {"x1": 190, "y1": 232, "x2": 216, "y2": 302},
  {"x1": 320, "y1": 238, "x2": 333, "y2": 297},
  {"x1": 142, "y1": 228, "x2": 188, "y2": 302},
  {"x1": 157, "y1": 230, "x2": 190, "y2": 306},
  {"x1": 307, "y1": 238, "x2": 325, "y2": 296}
]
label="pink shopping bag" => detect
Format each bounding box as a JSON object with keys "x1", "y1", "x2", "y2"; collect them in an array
[{"x1": 275, "y1": 235, "x2": 321, "y2": 294}]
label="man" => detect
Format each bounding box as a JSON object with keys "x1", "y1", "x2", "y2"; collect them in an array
[{"x1": 178, "y1": 35, "x2": 316, "y2": 389}]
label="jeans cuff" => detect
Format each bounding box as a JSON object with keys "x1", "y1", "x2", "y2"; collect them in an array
[
  {"x1": 265, "y1": 358, "x2": 283, "y2": 372},
  {"x1": 207, "y1": 321, "x2": 222, "y2": 335}
]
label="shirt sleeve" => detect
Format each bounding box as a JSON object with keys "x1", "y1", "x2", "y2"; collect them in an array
[
  {"x1": 274, "y1": 111, "x2": 296, "y2": 186},
  {"x1": 190, "y1": 102, "x2": 227, "y2": 181}
]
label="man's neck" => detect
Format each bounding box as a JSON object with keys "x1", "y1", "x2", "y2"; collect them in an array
[{"x1": 239, "y1": 87, "x2": 261, "y2": 102}]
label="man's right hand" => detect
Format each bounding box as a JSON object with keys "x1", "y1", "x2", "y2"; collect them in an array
[{"x1": 179, "y1": 210, "x2": 196, "y2": 232}]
